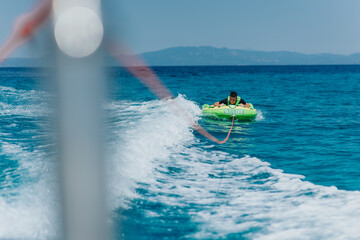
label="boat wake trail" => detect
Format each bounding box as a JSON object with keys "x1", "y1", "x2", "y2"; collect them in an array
[
  {"x1": 1, "y1": 91, "x2": 359, "y2": 239},
  {"x1": 108, "y1": 95, "x2": 360, "y2": 239},
  {"x1": 0, "y1": 86, "x2": 58, "y2": 239}
]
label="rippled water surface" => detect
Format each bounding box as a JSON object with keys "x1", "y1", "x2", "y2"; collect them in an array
[{"x1": 1, "y1": 66, "x2": 359, "y2": 239}]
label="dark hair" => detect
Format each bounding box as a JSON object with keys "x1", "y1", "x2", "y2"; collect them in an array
[{"x1": 230, "y1": 92, "x2": 237, "y2": 98}]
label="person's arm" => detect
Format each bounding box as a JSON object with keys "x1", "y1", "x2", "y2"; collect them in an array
[
  {"x1": 239, "y1": 99, "x2": 250, "y2": 108},
  {"x1": 214, "y1": 98, "x2": 227, "y2": 107}
]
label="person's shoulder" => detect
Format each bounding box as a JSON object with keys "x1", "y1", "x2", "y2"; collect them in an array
[{"x1": 219, "y1": 98, "x2": 227, "y2": 104}]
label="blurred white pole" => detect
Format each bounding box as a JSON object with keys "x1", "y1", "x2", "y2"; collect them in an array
[{"x1": 52, "y1": 1, "x2": 109, "y2": 239}]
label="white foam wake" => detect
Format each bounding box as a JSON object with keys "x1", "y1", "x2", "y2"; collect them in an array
[
  {"x1": 0, "y1": 86, "x2": 49, "y2": 117},
  {"x1": 256, "y1": 109, "x2": 265, "y2": 121},
  {"x1": 0, "y1": 142, "x2": 59, "y2": 239},
  {"x1": 1, "y1": 91, "x2": 359, "y2": 239},
  {"x1": 0, "y1": 86, "x2": 58, "y2": 239},
  {"x1": 105, "y1": 95, "x2": 360, "y2": 239},
  {"x1": 189, "y1": 155, "x2": 360, "y2": 239},
  {"x1": 106, "y1": 94, "x2": 201, "y2": 208}
]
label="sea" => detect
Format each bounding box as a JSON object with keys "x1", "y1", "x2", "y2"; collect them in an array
[{"x1": 0, "y1": 65, "x2": 359, "y2": 239}]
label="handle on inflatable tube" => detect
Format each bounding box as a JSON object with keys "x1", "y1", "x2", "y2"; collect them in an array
[{"x1": 202, "y1": 104, "x2": 215, "y2": 109}]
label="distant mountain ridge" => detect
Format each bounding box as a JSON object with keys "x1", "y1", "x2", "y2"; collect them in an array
[
  {"x1": 0, "y1": 58, "x2": 42, "y2": 68},
  {"x1": 141, "y1": 46, "x2": 360, "y2": 66},
  {"x1": 3, "y1": 46, "x2": 360, "y2": 67}
]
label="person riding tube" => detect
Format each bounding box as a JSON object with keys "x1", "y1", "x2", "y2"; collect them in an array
[{"x1": 213, "y1": 91, "x2": 250, "y2": 108}]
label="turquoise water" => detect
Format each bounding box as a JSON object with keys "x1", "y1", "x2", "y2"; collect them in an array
[{"x1": 1, "y1": 66, "x2": 360, "y2": 239}]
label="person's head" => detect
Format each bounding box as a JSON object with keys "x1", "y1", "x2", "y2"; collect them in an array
[{"x1": 229, "y1": 92, "x2": 237, "y2": 105}]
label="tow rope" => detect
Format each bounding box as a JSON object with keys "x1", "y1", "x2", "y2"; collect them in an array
[
  {"x1": 218, "y1": 115, "x2": 235, "y2": 144},
  {"x1": 194, "y1": 115, "x2": 235, "y2": 144},
  {"x1": 213, "y1": 116, "x2": 235, "y2": 196}
]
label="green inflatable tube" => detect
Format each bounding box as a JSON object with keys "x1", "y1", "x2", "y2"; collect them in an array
[{"x1": 202, "y1": 103, "x2": 257, "y2": 120}]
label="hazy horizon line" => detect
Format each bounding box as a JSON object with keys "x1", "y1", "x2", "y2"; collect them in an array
[{"x1": 3, "y1": 46, "x2": 360, "y2": 59}]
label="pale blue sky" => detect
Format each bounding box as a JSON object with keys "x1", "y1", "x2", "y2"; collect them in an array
[{"x1": 2, "y1": 0, "x2": 360, "y2": 57}]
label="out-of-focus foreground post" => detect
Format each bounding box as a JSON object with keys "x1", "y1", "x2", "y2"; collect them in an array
[{"x1": 52, "y1": 0, "x2": 110, "y2": 239}]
